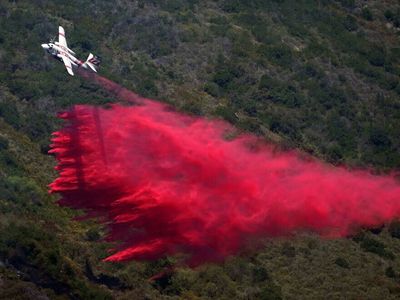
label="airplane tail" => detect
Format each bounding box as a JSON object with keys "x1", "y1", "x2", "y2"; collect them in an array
[{"x1": 83, "y1": 53, "x2": 101, "y2": 72}]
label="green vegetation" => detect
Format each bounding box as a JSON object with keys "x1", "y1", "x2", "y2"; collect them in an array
[{"x1": 1, "y1": 0, "x2": 400, "y2": 299}]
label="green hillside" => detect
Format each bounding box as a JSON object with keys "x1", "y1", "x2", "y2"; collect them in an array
[{"x1": 1, "y1": 0, "x2": 400, "y2": 299}]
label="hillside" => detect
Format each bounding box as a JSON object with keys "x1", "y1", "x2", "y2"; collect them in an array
[{"x1": 1, "y1": 0, "x2": 400, "y2": 299}]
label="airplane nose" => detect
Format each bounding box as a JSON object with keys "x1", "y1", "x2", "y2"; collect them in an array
[{"x1": 41, "y1": 44, "x2": 49, "y2": 49}]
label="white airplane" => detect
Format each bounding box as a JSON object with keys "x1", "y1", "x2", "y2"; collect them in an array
[{"x1": 41, "y1": 26, "x2": 100, "y2": 76}]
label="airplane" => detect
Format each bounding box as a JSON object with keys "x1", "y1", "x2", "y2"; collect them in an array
[{"x1": 41, "y1": 26, "x2": 100, "y2": 76}]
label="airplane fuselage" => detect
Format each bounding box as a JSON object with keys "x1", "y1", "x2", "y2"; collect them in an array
[{"x1": 42, "y1": 43, "x2": 86, "y2": 69}]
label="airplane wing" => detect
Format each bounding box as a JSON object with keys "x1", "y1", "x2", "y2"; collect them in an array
[
  {"x1": 58, "y1": 26, "x2": 68, "y2": 48},
  {"x1": 60, "y1": 55, "x2": 74, "y2": 76}
]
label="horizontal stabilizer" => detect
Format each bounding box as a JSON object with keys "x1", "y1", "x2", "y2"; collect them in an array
[{"x1": 83, "y1": 53, "x2": 101, "y2": 72}]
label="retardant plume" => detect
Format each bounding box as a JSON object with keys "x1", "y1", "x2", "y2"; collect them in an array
[{"x1": 49, "y1": 74, "x2": 400, "y2": 266}]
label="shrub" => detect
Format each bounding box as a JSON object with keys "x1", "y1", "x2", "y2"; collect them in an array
[
  {"x1": 258, "y1": 45, "x2": 293, "y2": 68},
  {"x1": 360, "y1": 237, "x2": 395, "y2": 260},
  {"x1": 302, "y1": 64, "x2": 321, "y2": 78},
  {"x1": 338, "y1": 0, "x2": 355, "y2": 9},
  {"x1": 1, "y1": 176, "x2": 43, "y2": 206},
  {"x1": 366, "y1": 47, "x2": 385, "y2": 67},
  {"x1": 361, "y1": 8, "x2": 373, "y2": 21},
  {"x1": 258, "y1": 74, "x2": 279, "y2": 90},
  {"x1": 343, "y1": 15, "x2": 358, "y2": 31},
  {"x1": 368, "y1": 128, "x2": 392, "y2": 149},
  {"x1": 282, "y1": 242, "x2": 296, "y2": 257},
  {"x1": 252, "y1": 265, "x2": 269, "y2": 282},
  {"x1": 388, "y1": 220, "x2": 400, "y2": 239},
  {"x1": 204, "y1": 82, "x2": 221, "y2": 97},
  {"x1": 86, "y1": 228, "x2": 101, "y2": 242},
  {"x1": 214, "y1": 106, "x2": 237, "y2": 124},
  {"x1": 258, "y1": 282, "x2": 283, "y2": 300},
  {"x1": 0, "y1": 136, "x2": 9, "y2": 150},
  {"x1": 136, "y1": 78, "x2": 158, "y2": 98},
  {"x1": 0, "y1": 100, "x2": 21, "y2": 130},
  {"x1": 335, "y1": 257, "x2": 350, "y2": 269},
  {"x1": 385, "y1": 267, "x2": 396, "y2": 278},
  {"x1": 213, "y1": 64, "x2": 243, "y2": 89},
  {"x1": 238, "y1": 118, "x2": 261, "y2": 133},
  {"x1": 326, "y1": 145, "x2": 343, "y2": 163},
  {"x1": 384, "y1": 9, "x2": 400, "y2": 27},
  {"x1": 368, "y1": 225, "x2": 384, "y2": 235}
]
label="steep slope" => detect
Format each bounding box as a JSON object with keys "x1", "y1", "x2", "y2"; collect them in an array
[{"x1": 0, "y1": 0, "x2": 400, "y2": 299}]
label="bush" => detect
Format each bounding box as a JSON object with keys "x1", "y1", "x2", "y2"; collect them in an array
[
  {"x1": 282, "y1": 242, "x2": 296, "y2": 257},
  {"x1": 326, "y1": 145, "x2": 343, "y2": 163},
  {"x1": 338, "y1": 0, "x2": 355, "y2": 9},
  {"x1": 86, "y1": 228, "x2": 101, "y2": 242},
  {"x1": 221, "y1": 0, "x2": 247, "y2": 13},
  {"x1": 252, "y1": 265, "x2": 269, "y2": 282},
  {"x1": 258, "y1": 45, "x2": 293, "y2": 68},
  {"x1": 343, "y1": 15, "x2": 358, "y2": 31},
  {"x1": 384, "y1": 9, "x2": 400, "y2": 27},
  {"x1": 258, "y1": 74, "x2": 303, "y2": 108},
  {"x1": 212, "y1": 64, "x2": 243, "y2": 89},
  {"x1": 0, "y1": 136, "x2": 9, "y2": 150},
  {"x1": 0, "y1": 151, "x2": 18, "y2": 172},
  {"x1": 368, "y1": 225, "x2": 384, "y2": 235},
  {"x1": 388, "y1": 220, "x2": 400, "y2": 239},
  {"x1": 335, "y1": 257, "x2": 350, "y2": 269},
  {"x1": 258, "y1": 74, "x2": 279, "y2": 90},
  {"x1": 361, "y1": 8, "x2": 373, "y2": 21},
  {"x1": 302, "y1": 64, "x2": 321, "y2": 78},
  {"x1": 204, "y1": 82, "x2": 221, "y2": 97},
  {"x1": 0, "y1": 100, "x2": 21, "y2": 130},
  {"x1": 1, "y1": 176, "x2": 43, "y2": 206},
  {"x1": 269, "y1": 115, "x2": 297, "y2": 139},
  {"x1": 368, "y1": 128, "x2": 392, "y2": 149},
  {"x1": 258, "y1": 282, "x2": 283, "y2": 300},
  {"x1": 385, "y1": 267, "x2": 396, "y2": 278},
  {"x1": 136, "y1": 78, "x2": 158, "y2": 98},
  {"x1": 214, "y1": 106, "x2": 237, "y2": 123},
  {"x1": 366, "y1": 47, "x2": 385, "y2": 67},
  {"x1": 238, "y1": 118, "x2": 261, "y2": 133},
  {"x1": 360, "y1": 237, "x2": 395, "y2": 260}
]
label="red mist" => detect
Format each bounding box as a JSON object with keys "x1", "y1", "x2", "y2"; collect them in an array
[{"x1": 49, "y1": 74, "x2": 400, "y2": 265}]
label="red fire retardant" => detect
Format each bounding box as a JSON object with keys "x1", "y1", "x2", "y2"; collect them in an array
[{"x1": 49, "y1": 74, "x2": 400, "y2": 265}]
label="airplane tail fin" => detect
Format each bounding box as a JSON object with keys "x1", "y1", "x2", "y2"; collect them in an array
[{"x1": 83, "y1": 53, "x2": 101, "y2": 72}]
